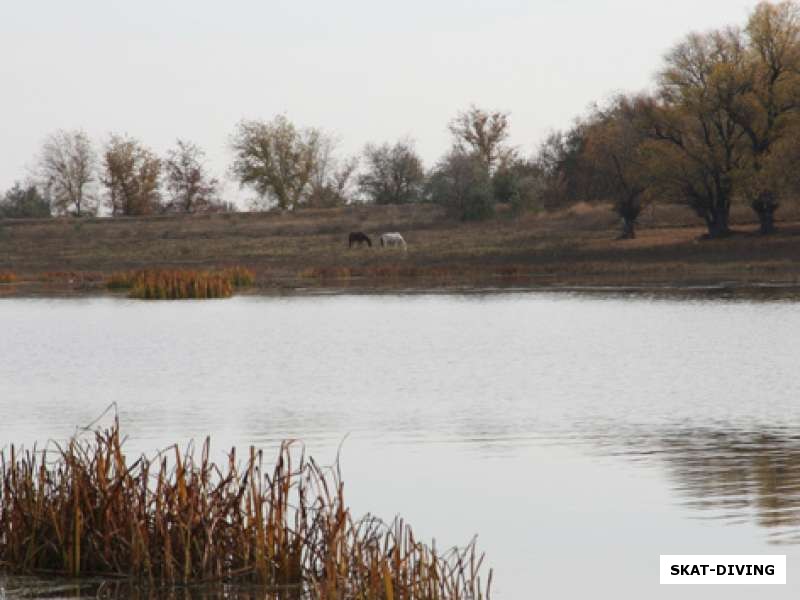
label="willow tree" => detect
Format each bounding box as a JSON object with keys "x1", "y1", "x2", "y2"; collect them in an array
[
  {"x1": 641, "y1": 29, "x2": 751, "y2": 238},
  {"x1": 732, "y1": 1, "x2": 800, "y2": 233},
  {"x1": 582, "y1": 97, "x2": 653, "y2": 239}
]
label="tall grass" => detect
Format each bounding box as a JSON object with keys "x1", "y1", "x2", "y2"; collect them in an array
[
  {"x1": 106, "y1": 267, "x2": 255, "y2": 299},
  {"x1": 0, "y1": 420, "x2": 491, "y2": 599}
]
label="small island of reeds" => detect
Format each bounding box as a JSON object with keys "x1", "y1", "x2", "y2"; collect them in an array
[
  {"x1": 0, "y1": 420, "x2": 491, "y2": 599},
  {"x1": 106, "y1": 266, "x2": 255, "y2": 299}
]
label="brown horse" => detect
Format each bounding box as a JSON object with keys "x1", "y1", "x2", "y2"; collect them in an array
[{"x1": 348, "y1": 232, "x2": 372, "y2": 248}]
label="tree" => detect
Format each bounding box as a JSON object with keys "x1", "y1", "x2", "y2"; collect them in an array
[
  {"x1": 101, "y1": 135, "x2": 162, "y2": 216},
  {"x1": 426, "y1": 148, "x2": 494, "y2": 221},
  {"x1": 534, "y1": 124, "x2": 596, "y2": 210},
  {"x1": 448, "y1": 106, "x2": 514, "y2": 173},
  {"x1": 582, "y1": 97, "x2": 653, "y2": 239},
  {"x1": 38, "y1": 130, "x2": 96, "y2": 217},
  {"x1": 732, "y1": 1, "x2": 800, "y2": 233},
  {"x1": 641, "y1": 29, "x2": 751, "y2": 238},
  {"x1": 230, "y1": 116, "x2": 321, "y2": 210},
  {"x1": 491, "y1": 158, "x2": 545, "y2": 215},
  {"x1": 358, "y1": 139, "x2": 425, "y2": 205},
  {"x1": 306, "y1": 136, "x2": 358, "y2": 207},
  {"x1": 0, "y1": 182, "x2": 51, "y2": 218},
  {"x1": 163, "y1": 140, "x2": 220, "y2": 213}
]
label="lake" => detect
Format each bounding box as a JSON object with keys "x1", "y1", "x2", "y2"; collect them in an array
[{"x1": 2, "y1": 292, "x2": 800, "y2": 599}]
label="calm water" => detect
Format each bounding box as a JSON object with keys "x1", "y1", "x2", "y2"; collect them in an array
[{"x1": 2, "y1": 293, "x2": 800, "y2": 599}]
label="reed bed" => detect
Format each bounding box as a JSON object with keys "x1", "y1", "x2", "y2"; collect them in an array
[
  {"x1": 220, "y1": 266, "x2": 256, "y2": 288},
  {"x1": 0, "y1": 420, "x2": 491, "y2": 599},
  {"x1": 0, "y1": 271, "x2": 17, "y2": 284},
  {"x1": 106, "y1": 267, "x2": 255, "y2": 299}
]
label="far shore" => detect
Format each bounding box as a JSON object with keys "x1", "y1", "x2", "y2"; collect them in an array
[{"x1": 3, "y1": 202, "x2": 800, "y2": 298}]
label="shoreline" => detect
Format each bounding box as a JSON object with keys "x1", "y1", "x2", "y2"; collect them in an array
[
  {"x1": 5, "y1": 202, "x2": 800, "y2": 300},
  {"x1": 5, "y1": 278, "x2": 800, "y2": 300}
]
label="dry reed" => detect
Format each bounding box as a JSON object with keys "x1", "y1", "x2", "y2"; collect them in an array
[
  {"x1": 220, "y1": 266, "x2": 256, "y2": 288},
  {"x1": 0, "y1": 420, "x2": 491, "y2": 599},
  {"x1": 106, "y1": 267, "x2": 255, "y2": 299}
]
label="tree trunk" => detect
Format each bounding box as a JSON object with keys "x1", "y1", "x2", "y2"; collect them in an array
[
  {"x1": 703, "y1": 207, "x2": 731, "y2": 238},
  {"x1": 751, "y1": 192, "x2": 778, "y2": 235},
  {"x1": 618, "y1": 216, "x2": 636, "y2": 240},
  {"x1": 615, "y1": 195, "x2": 641, "y2": 241}
]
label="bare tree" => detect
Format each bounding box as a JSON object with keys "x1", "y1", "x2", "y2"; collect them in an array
[
  {"x1": 358, "y1": 139, "x2": 425, "y2": 205},
  {"x1": 101, "y1": 135, "x2": 162, "y2": 216},
  {"x1": 448, "y1": 106, "x2": 514, "y2": 173},
  {"x1": 230, "y1": 116, "x2": 321, "y2": 210},
  {"x1": 306, "y1": 135, "x2": 358, "y2": 207},
  {"x1": 163, "y1": 140, "x2": 220, "y2": 213},
  {"x1": 38, "y1": 130, "x2": 96, "y2": 216}
]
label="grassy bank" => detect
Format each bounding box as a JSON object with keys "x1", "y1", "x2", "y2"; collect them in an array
[
  {"x1": 3, "y1": 202, "x2": 800, "y2": 295},
  {"x1": 0, "y1": 420, "x2": 491, "y2": 599}
]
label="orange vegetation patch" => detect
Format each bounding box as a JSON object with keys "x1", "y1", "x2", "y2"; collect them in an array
[{"x1": 107, "y1": 266, "x2": 255, "y2": 299}]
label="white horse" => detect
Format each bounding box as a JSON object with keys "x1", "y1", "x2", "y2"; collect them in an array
[{"x1": 380, "y1": 232, "x2": 407, "y2": 250}]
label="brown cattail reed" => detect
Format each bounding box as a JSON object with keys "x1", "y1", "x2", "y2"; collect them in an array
[
  {"x1": 0, "y1": 420, "x2": 492, "y2": 599},
  {"x1": 106, "y1": 267, "x2": 255, "y2": 299}
]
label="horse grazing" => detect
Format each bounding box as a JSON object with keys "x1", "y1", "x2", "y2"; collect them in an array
[
  {"x1": 348, "y1": 232, "x2": 372, "y2": 248},
  {"x1": 380, "y1": 232, "x2": 407, "y2": 250}
]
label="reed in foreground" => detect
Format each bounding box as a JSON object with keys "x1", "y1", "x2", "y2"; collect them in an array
[
  {"x1": 0, "y1": 420, "x2": 491, "y2": 599},
  {"x1": 106, "y1": 266, "x2": 255, "y2": 299}
]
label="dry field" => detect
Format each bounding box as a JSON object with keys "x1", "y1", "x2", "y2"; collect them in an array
[{"x1": 2, "y1": 202, "x2": 800, "y2": 295}]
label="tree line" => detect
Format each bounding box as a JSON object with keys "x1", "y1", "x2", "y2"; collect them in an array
[
  {"x1": 1, "y1": 135, "x2": 233, "y2": 219},
  {"x1": 539, "y1": 0, "x2": 800, "y2": 238},
  {"x1": 4, "y1": 0, "x2": 799, "y2": 238},
  {"x1": 1, "y1": 106, "x2": 527, "y2": 221}
]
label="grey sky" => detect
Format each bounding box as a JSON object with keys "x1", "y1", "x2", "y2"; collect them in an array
[{"x1": 1, "y1": 0, "x2": 755, "y2": 204}]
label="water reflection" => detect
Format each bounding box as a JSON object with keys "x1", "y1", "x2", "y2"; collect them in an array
[{"x1": 649, "y1": 428, "x2": 800, "y2": 544}]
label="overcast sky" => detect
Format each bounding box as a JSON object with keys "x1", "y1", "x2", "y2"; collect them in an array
[{"x1": 0, "y1": 0, "x2": 756, "y2": 204}]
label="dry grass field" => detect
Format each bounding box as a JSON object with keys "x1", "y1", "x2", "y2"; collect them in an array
[{"x1": 2, "y1": 201, "x2": 800, "y2": 295}]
